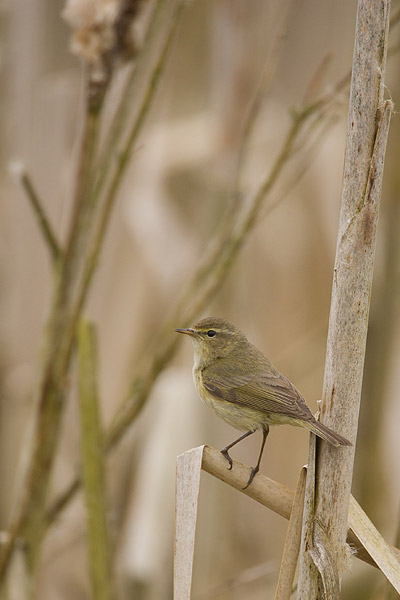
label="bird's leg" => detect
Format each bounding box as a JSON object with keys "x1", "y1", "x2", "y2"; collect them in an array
[
  {"x1": 220, "y1": 430, "x2": 255, "y2": 470},
  {"x1": 243, "y1": 426, "x2": 269, "y2": 490}
]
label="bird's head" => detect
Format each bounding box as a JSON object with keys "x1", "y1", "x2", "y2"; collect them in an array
[{"x1": 176, "y1": 317, "x2": 247, "y2": 367}]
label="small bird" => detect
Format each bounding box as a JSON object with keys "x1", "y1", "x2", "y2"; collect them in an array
[{"x1": 176, "y1": 317, "x2": 351, "y2": 488}]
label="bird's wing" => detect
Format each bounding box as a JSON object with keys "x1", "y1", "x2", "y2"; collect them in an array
[{"x1": 202, "y1": 359, "x2": 313, "y2": 421}]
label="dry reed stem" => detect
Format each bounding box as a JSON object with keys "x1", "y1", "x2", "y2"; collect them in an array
[
  {"x1": 384, "y1": 502, "x2": 400, "y2": 600},
  {"x1": 297, "y1": 1, "x2": 393, "y2": 597},
  {"x1": 174, "y1": 447, "x2": 204, "y2": 600},
  {"x1": 174, "y1": 446, "x2": 400, "y2": 599},
  {"x1": 348, "y1": 496, "x2": 400, "y2": 594},
  {"x1": 274, "y1": 467, "x2": 307, "y2": 600},
  {"x1": 297, "y1": 434, "x2": 317, "y2": 592}
]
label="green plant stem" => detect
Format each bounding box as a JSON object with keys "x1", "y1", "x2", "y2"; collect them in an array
[
  {"x1": 19, "y1": 170, "x2": 62, "y2": 263},
  {"x1": 78, "y1": 320, "x2": 115, "y2": 600},
  {"x1": 0, "y1": 98, "x2": 103, "y2": 580},
  {"x1": 0, "y1": 3, "x2": 185, "y2": 580}
]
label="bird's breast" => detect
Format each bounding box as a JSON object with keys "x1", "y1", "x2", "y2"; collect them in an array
[{"x1": 192, "y1": 366, "x2": 266, "y2": 432}]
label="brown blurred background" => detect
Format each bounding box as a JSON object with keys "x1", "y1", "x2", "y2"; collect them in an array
[{"x1": 1, "y1": 0, "x2": 399, "y2": 598}]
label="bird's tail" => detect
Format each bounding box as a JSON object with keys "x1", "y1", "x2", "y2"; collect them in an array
[{"x1": 305, "y1": 420, "x2": 352, "y2": 447}]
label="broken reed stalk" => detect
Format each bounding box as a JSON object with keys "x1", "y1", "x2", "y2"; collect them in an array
[
  {"x1": 297, "y1": 0, "x2": 393, "y2": 597},
  {"x1": 274, "y1": 467, "x2": 307, "y2": 600}
]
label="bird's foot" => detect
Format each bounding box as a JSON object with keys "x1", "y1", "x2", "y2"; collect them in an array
[
  {"x1": 243, "y1": 465, "x2": 259, "y2": 490},
  {"x1": 220, "y1": 448, "x2": 233, "y2": 470}
]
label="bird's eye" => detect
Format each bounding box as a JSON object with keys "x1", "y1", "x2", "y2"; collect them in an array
[{"x1": 207, "y1": 330, "x2": 216, "y2": 338}]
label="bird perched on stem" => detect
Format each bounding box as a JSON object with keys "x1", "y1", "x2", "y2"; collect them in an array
[{"x1": 176, "y1": 317, "x2": 351, "y2": 489}]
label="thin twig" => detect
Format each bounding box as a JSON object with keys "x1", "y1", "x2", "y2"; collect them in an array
[{"x1": 10, "y1": 164, "x2": 62, "y2": 263}]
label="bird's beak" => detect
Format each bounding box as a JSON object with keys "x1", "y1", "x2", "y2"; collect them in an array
[{"x1": 175, "y1": 328, "x2": 195, "y2": 336}]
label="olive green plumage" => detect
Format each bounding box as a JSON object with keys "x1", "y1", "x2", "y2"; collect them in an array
[{"x1": 176, "y1": 317, "x2": 351, "y2": 487}]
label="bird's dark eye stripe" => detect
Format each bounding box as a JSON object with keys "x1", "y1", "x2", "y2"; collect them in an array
[{"x1": 207, "y1": 330, "x2": 216, "y2": 337}]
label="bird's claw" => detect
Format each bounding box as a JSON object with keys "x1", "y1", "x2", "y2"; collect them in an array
[
  {"x1": 243, "y1": 466, "x2": 258, "y2": 490},
  {"x1": 220, "y1": 448, "x2": 233, "y2": 470}
]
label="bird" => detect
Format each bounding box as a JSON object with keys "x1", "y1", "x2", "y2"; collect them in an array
[{"x1": 176, "y1": 316, "x2": 352, "y2": 488}]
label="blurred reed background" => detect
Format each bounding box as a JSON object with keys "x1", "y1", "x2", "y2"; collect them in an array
[{"x1": 0, "y1": 0, "x2": 399, "y2": 598}]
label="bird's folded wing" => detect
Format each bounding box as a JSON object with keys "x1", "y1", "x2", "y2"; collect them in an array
[{"x1": 202, "y1": 366, "x2": 312, "y2": 421}]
